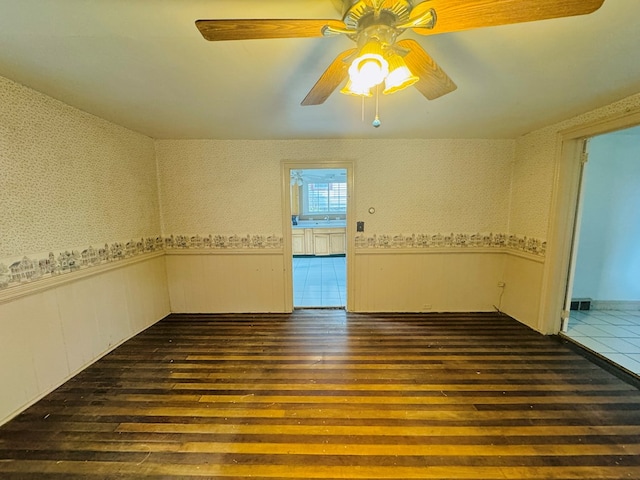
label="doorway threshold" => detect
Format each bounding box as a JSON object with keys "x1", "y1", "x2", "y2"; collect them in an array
[
  {"x1": 559, "y1": 333, "x2": 640, "y2": 389},
  {"x1": 294, "y1": 306, "x2": 346, "y2": 310}
]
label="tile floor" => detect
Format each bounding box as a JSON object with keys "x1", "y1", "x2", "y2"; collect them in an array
[
  {"x1": 564, "y1": 309, "x2": 640, "y2": 376},
  {"x1": 293, "y1": 255, "x2": 346, "y2": 308}
]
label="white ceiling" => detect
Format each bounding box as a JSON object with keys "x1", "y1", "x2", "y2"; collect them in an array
[{"x1": 1, "y1": 0, "x2": 639, "y2": 140}]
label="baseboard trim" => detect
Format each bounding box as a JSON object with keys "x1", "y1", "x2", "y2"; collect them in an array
[{"x1": 591, "y1": 300, "x2": 640, "y2": 311}]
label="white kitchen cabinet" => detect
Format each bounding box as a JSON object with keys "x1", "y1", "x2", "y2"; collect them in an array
[
  {"x1": 329, "y1": 232, "x2": 346, "y2": 255},
  {"x1": 292, "y1": 231, "x2": 306, "y2": 255},
  {"x1": 292, "y1": 228, "x2": 346, "y2": 256},
  {"x1": 313, "y1": 233, "x2": 330, "y2": 256},
  {"x1": 304, "y1": 228, "x2": 314, "y2": 255}
]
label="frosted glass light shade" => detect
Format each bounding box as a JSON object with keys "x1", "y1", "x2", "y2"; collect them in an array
[
  {"x1": 347, "y1": 40, "x2": 389, "y2": 90},
  {"x1": 340, "y1": 79, "x2": 373, "y2": 97},
  {"x1": 340, "y1": 39, "x2": 420, "y2": 99},
  {"x1": 383, "y1": 54, "x2": 418, "y2": 95}
]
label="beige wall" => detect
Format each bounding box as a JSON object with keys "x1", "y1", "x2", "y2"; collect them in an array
[
  {"x1": 156, "y1": 138, "x2": 519, "y2": 314},
  {"x1": 0, "y1": 76, "x2": 170, "y2": 424},
  {"x1": 155, "y1": 140, "x2": 283, "y2": 235},
  {"x1": 156, "y1": 95, "x2": 640, "y2": 324},
  {"x1": 503, "y1": 92, "x2": 640, "y2": 332},
  {"x1": 353, "y1": 250, "x2": 507, "y2": 312},
  {"x1": 156, "y1": 138, "x2": 515, "y2": 236},
  {"x1": 0, "y1": 255, "x2": 169, "y2": 425},
  {"x1": 510, "y1": 92, "x2": 640, "y2": 240},
  {"x1": 0, "y1": 76, "x2": 161, "y2": 261}
]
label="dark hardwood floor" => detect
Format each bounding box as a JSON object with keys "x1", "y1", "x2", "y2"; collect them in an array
[{"x1": 1, "y1": 310, "x2": 640, "y2": 479}]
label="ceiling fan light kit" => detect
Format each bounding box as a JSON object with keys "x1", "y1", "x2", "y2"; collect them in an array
[
  {"x1": 346, "y1": 39, "x2": 390, "y2": 92},
  {"x1": 382, "y1": 53, "x2": 419, "y2": 95},
  {"x1": 340, "y1": 79, "x2": 374, "y2": 97},
  {"x1": 195, "y1": 0, "x2": 606, "y2": 127},
  {"x1": 341, "y1": 23, "x2": 420, "y2": 100}
]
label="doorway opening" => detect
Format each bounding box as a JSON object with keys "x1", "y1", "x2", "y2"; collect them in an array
[
  {"x1": 560, "y1": 125, "x2": 640, "y2": 376},
  {"x1": 282, "y1": 162, "x2": 353, "y2": 311},
  {"x1": 291, "y1": 169, "x2": 346, "y2": 308}
]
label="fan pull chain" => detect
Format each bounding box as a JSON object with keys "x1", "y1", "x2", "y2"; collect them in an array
[{"x1": 372, "y1": 85, "x2": 381, "y2": 128}]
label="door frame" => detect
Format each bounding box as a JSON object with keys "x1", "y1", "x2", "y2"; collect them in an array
[
  {"x1": 559, "y1": 138, "x2": 589, "y2": 332},
  {"x1": 539, "y1": 108, "x2": 640, "y2": 334},
  {"x1": 281, "y1": 160, "x2": 355, "y2": 312}
]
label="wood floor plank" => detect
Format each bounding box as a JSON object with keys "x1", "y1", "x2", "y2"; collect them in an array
[
  {"x1": 1, "y1": 311, "x2": 639, "y2": 479},
  {"x1": 113, "y1": 422, "x2": 640, "y2": 438},
  {"x1": 5, "y1": 439, "x2": 640, "y2": 457},
  {"x1": 177, "y1": 441, "x2": 640, "y2": 456},
  {"x1": 196, "y1": 393, "x2": 640, "y2": 404},
  {"x1": 39, "y1": 392, "x2": 640, "y2": 406},
  {"x1": 25, "y1": 405, "x2": 640, "y2": 423},
  {"x1": 2, "y1": 460, "x2": 640, "y2": 479}
]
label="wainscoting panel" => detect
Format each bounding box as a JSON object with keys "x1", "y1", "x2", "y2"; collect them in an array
[
  {"x1": 352, "y1": 250, "x2": 507, "y2": 313},
  {"x1": 0, "y1": 254, "x2": 170, "y2": 425},
  {"x1": 165, "y1": 251, "x2": 287, "y2": 313},
  {"x1": 501, "y1": 252, "x2": 546, "y2": 332}
]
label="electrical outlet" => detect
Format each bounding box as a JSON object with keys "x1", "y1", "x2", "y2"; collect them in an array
[
  {"x1": 356, "y1": 221, "x2": 364, "y2": 232},
  {"x1": 422, "y1": 304, "x2": 432, "y2": 310}
]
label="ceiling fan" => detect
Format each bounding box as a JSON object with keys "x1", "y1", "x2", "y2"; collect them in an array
[{"x1": 195, "y1": 0, "x2": 605, "y2": 107}]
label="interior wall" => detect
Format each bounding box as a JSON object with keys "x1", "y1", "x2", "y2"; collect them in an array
[
  {"x1": 0, "y1": 255, "x2": 169, "y2": 425},
  {"x1": 156, "y1": 139, "x2": 515, "y2": 235},
  {"x1": 0, "y1": 75, "x2": 170, "y2": 424},
  {"x1": 506, "y1": 92, "x2": 640, "y2": 333},
  {"x1": 572, "y1": 130, "x2": 640, "y2": 302},
  {"x1": 353, "y1": 251, "x2": 507, "y2": 313},
  {"x1": 156, "y1": 138, "x2": 517, "y2": 313},
  {"x1": 0, "y1": 76, "x2": 161, "y2": 261}
]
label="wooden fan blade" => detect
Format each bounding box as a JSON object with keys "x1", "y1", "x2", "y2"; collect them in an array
[
  {"x1": 397, "y1": 39, "x2": 457, "y2": 100},
  {"x1": 195, "y1": 19, "x2": 347, "y2": 41},
  {"x1": 301, "y1": 48, "x2": 357, "y2": 106},
  {"x1": 411, "y1": 0, "x2": 605, "y2": 35}
]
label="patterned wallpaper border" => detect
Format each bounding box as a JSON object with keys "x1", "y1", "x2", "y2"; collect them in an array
[
  {"x1": 354, "y1": 232, "x2": 546, "y2": 256},
  {"x1": 0, "y1": 234, "x2": 285, "y2": 291},
  {"x1": 0, "y1": 232, "x2": 544, "y2": 291},
  {"x1": 0, "y1": 237, "x2": 165, "y2": 291},
  {"x1": 164, "y1": 234, "x2": 284, "y2": 250}
]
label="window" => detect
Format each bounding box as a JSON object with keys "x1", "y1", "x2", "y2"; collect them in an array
[{"x1": 304, "y1": 182, "x2": 347, "y2": 214}]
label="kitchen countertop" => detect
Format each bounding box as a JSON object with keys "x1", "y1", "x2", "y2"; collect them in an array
[{"x1": 292, "y1": 221, "x2": 346, "y2": 229}]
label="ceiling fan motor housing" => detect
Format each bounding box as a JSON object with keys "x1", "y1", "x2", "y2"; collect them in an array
[{"x1": 342, "y1": 0, "x2": 414, "y2": 32}]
